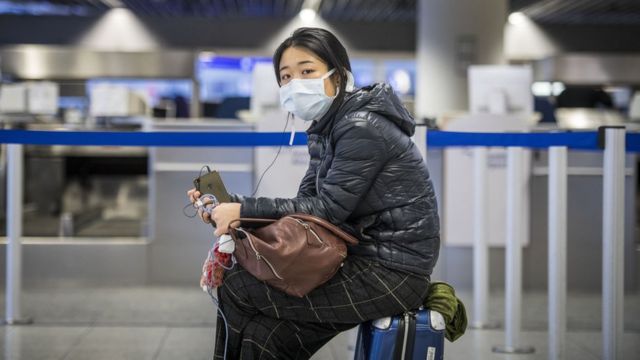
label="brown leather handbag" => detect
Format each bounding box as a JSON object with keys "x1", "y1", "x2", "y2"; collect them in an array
[{"x1": 228, "y1": 214, "x2": 359, "y2": 298}]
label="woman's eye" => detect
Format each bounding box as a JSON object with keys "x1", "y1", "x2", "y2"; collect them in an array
[
  {"x1": 302, "y1": 69, "x2": 315, "y2": 75},
  {"x1": 280, "y1": 74, "x2": 290, "y2": 82}
]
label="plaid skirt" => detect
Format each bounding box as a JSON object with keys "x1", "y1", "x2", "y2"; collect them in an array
[{"x1": 213, "y1": 256, "x2": 431, "y2": 359}]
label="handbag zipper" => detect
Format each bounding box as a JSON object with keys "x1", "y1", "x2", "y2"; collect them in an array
[
  {"x1": 289, "y1": 217, "x2": 347, "y2": 258},
  {"x1": 289, "y1": 217, "x2": 324, "y2": 245},
  {"x1": 236, "y1": 228, "x2": 284, "y2": 280}
]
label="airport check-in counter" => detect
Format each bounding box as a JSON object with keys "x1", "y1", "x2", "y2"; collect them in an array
[
  {"x1": 145, "y1": 119, "x2": 254, "y2": 284},
  {"x1": 0, "y1": 118, "x2": 254, "y2": 286},
  {"x1": 0, "y1": 122, "x2": 151, "y2": 286}
]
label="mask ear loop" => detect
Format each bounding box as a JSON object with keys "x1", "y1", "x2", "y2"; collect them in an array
[
  {"x1": 324, "y1": 68, "x2": 349, "y2": 98},
  {"x1": 333, "y1": 69, "x2": 355, "y2": 94},
  {"x1": 321, "y1": 68, "x2": 337, "y2": 80},
  {"x1": 345, "y1": 70, "x2": 355, "y2": 92}
]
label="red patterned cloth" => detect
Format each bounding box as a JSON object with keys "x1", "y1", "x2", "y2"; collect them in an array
[{"x1": 200, "y1": 242, "x2": 233, "y2": 290}]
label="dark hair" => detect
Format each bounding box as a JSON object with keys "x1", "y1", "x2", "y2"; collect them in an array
[{"x1": 273, "y1": 27, "x2": 352, "y2": 101}]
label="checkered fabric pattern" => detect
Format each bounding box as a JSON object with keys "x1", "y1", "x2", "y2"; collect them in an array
[{"x1": 213, "y1": 256, "x2": 430, "y2": 359}]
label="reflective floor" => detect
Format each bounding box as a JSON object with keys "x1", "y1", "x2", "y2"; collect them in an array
[{"x1": 0, "y1": 286, "x2": 638, "y2": 359}]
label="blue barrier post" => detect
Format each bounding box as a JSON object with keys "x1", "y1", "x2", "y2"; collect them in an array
[
  {"x1": 471, "y1": 147, "x2": 498, "y2": 329},
  {"x1": 602, "y1": 128, "x2": 625, "y2": 360},
  {"x1": 4, "y1": 144, "x2": 31, "y2": 325},
  {"x1": 493, "y1": 147, "x2": 535, "y2": 354},
  {"x1": 549, "y1": 146, "x2": 568, "y2": 360}
]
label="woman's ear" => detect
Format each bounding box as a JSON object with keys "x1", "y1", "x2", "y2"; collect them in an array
[{"x1": 332, "y1": 71, "x2": 342, "y2": 87}]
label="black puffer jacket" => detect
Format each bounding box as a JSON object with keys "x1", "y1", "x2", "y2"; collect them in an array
[{"x1": 238, "y1": 83, "x2": 440, "y2": 275}]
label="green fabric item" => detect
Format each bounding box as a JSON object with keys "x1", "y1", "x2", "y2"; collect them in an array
[{"x1": 424, "y1": 281, "x2": 468, "y2": 342}]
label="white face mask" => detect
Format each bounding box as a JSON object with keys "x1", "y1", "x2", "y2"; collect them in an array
[{"x1": 279, "y1": 69, "x2": 337, "y2": 122}]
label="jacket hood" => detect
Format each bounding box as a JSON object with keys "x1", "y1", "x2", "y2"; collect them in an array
[{"x1": 308, "y1": 83, "x2": 416, "y2": 136}]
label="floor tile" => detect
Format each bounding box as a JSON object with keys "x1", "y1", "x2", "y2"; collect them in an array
[
  {"x1": 62, "y1": 326, "x2": 167, "y2": 360},
  {"x1": 1, "y1": 286, "x2": 216, "y2": 327},
  {"x1": 568, "y1": 331, "x2": 640, "y2": 360},
  {"x1": 0, "y1": 326, "x2": 89, "y2": 360},
  {"x1": 445, "y1": 329, "x2": 601, "y2": 360},
  {"x1": 154, "y1": 327, "x2": 215, "y2": 360}
]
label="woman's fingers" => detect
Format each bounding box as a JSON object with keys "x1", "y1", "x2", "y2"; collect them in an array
[
  {"x1": 187, "y1": 188, "x2": 202, "y2": 204},
  {"x1": 210, "y1": 204, "x2": 241, "y2": 236},
  {"x1": 196, "y1": 201, "x2": 215, "y2": 223},
  {"x1": 212, "y1": 213, "x2": 222, "y2": 235},
  {"x1": 213, "y1": 221, "x2": 228, "y2": 237},
  {"x1": 198, "y1": 207, "x2": 212, "y2": 224},
  {"x1": 211, "y1": 209, "x2": 225, "y2": 236},
  {"x1": 191, "y1": 192, "x2": 239, "y2": 232}
]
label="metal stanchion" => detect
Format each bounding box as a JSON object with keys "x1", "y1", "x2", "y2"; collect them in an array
[
  {"x1": 548, "y1": 146, "x2": 567, "y2": 360},
  {"x1": 413, "y1": 125, "x2": 428, "y2": 164},
  {"x1": 470, "y1": 147, "x2": 498, "y2": 329},
  {"x1": 493, "y1": 147, "x2": 534, "y2": 354},
  {"x1": 3, "y1": 144, "x2": 32, "y2": 325},
  {"x1": 602, "y1": 127, "x2": 625, "y2": 360}
]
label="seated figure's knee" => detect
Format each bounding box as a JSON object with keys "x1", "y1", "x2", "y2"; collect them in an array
[
  {"x1": 218, "y1": 268, "x2": 255, "y2": 310},
  {"x1": 241, "y1": 320, "x2": 281, "y2": 359},
  {"x1": 241, "y1": 319, "x2": 303, "y2": 360}
]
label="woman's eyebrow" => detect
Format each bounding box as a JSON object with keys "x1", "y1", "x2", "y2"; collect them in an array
[{"x1": 279, "y1": 60, "x2": 316, "y2": 72}]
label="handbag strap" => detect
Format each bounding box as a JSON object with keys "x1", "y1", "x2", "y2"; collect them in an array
[
  {"x1": 229, "y1": 218, "x2": 276, "y2": 228},
  {"x1": 228, "y1": 215, "x2": 358, "y2": 245}
]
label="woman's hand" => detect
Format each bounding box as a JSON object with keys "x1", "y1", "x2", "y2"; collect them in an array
[
  {"x1": 211, "y1": 203, "x2": 241, "y2": 236},
  {"x1": 187, "y1": 188, "x2": 201, "y2": 205},
  {"x1": 187, "y1": 187, "x2": 214, "y2": 224}
]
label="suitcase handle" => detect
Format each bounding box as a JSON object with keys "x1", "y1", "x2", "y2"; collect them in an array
[{"x1": 393, "y1": 312, "x2": 416, "y2": 360}]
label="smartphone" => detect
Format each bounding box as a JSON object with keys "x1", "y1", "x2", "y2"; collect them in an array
[{"x1": 193, "y1": 170, "x2": 231, "y2": 203}]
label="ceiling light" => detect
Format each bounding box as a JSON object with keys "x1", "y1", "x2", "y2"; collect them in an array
[
  {"x1": 508, "y1": 12, "x2": 527, "y2": 26},
  {"x1": 299, "y1": 8, "x2": 316, "y2": 22}
]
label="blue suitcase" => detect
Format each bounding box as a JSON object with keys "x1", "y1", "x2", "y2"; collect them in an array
[{"x1": 354, "y1": 308, "x2": 446, "y2": 360}]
